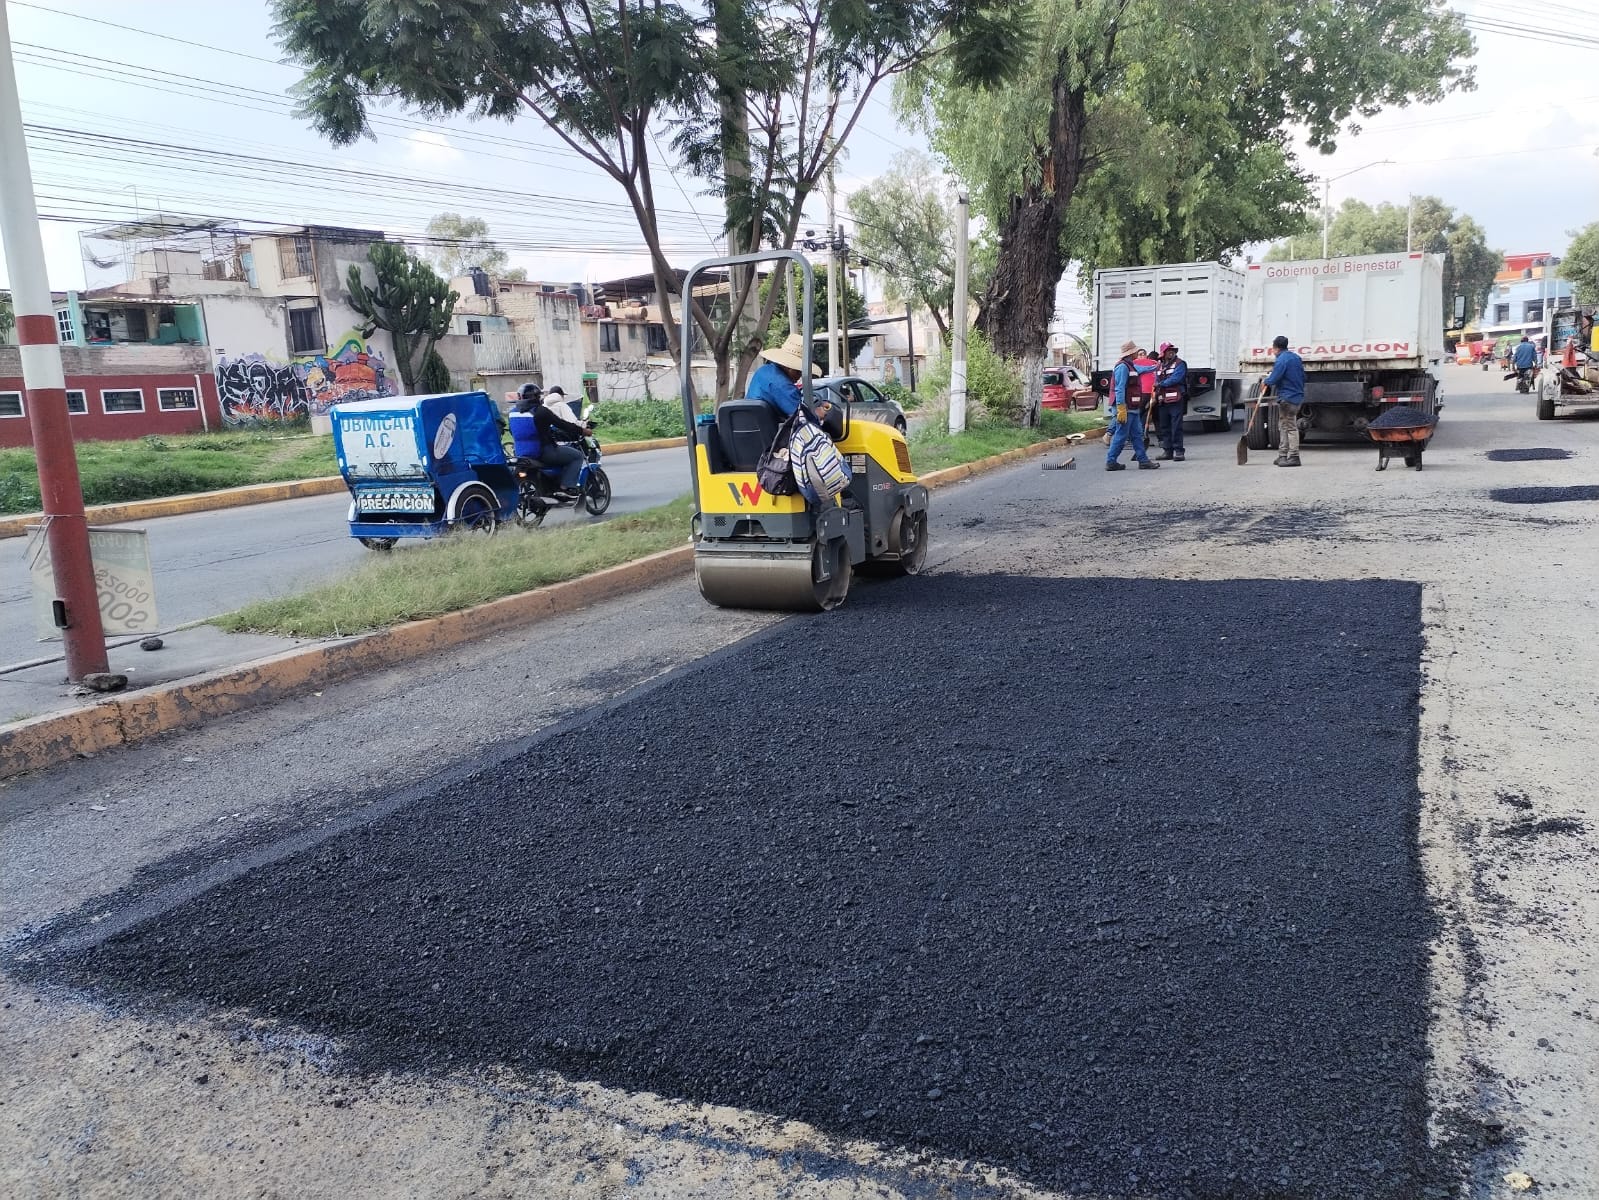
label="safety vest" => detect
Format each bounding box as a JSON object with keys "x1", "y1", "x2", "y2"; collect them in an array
[{"x1": 508, "y1": 411, "x2": 540, "y2": 458}]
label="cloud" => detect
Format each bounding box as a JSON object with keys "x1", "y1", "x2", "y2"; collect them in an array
[{"x1": 405, "y1": 130, "x2": 462, "y2": 166}]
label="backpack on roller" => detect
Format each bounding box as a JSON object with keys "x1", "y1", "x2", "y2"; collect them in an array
[
  {"x1": 755, "y1": 413, "x2": 800, "y2": 496},
  {"x1": 788, "y1": 410, "x2": 852, "y2": 501}
]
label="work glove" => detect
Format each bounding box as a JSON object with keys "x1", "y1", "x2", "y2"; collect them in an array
[{"x1": 1115, "y1": 403, "x2": 1128, "y2": 424}]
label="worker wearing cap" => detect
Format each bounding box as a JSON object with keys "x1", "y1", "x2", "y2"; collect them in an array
[
  {"x1": 1106, "y1": 340, "x2": 1159, "y2": 471},
  {"x1": 1263, "y1": 335, "x2": 1306, "y2": 467},
  {"x1": 1152, "y1": 342, "x2": 1188, "y2": 462}
]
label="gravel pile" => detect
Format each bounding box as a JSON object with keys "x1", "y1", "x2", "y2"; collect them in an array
[
  {"x1": 1485, "y1": 448, "x2": 1573, "y2": 462},
  {"x1": 23, "y1": 574, "x2": 1433, "y2": 1199},
  {"x1": 1368, "y1": 407, "x2": 1437, "y2": 430}
]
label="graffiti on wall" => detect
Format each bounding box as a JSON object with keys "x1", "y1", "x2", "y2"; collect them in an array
[{"x1": 218, "y1": 332, "x2": 393, "y2": 424}]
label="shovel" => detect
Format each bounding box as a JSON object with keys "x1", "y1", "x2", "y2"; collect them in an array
[{"x1": 1237, "y1": 395, "x2": 1267, "y2": 465}]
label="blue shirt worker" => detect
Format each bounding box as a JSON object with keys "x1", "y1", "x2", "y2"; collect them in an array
[
  {"x1": 1511, "y1": 336, "x2": 1538, "y2": 371},
  {"x1": 1152, "y1": 342, "x2": 1188, "y2": 461},
  {"x1": 1263, "y1": 335, "x2": 1306, "y2": 467},
  {"x1": 1106, "y1": 339, "x2": 1159, "y2": 471},
  {"x1": 747, "y1": 333, "x2": 819, "y2": 418}
]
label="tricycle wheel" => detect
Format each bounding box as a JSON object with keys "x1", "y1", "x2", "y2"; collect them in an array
[
  {"x1": 457, "y1": 493, "x2": 498, "y2": 536},
  {"x1": 582, "y1": 468, "x2": 612, "y2": 516},
  {"x1": 1537, "y1": 380, "x2": 1556, "y2": 421},
  {"x1": 358, "y1": 537, "x2": 397, "y2": 552}
]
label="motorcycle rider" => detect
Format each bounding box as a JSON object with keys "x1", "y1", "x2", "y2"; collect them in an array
[
  {"x1": 1511, "y1": 335, "x2": 1538, "y2": 389},
  {"x1": 509, "y1": 383, "x2": 591, "y2": 498}
]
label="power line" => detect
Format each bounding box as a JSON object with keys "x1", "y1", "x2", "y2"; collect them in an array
[{"x1": 8, "y1": 0, "x2": 288, "y2": 66}]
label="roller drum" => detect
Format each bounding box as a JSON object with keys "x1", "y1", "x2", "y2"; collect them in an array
[{"x1": 694, "y1": 540, "x2": 851, "y2": 612}]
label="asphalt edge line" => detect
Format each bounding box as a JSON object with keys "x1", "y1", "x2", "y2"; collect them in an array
[
  {"x1": 0, "y1": 431, "x2": 1083, "y2": 781},
  {"x1": 0, "y1": 437, "x2": 687, "y2": 540}
]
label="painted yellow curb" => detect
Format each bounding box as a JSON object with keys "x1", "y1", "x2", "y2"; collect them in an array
[
  {"x1": 0, "y1": 428, "x2": 1089, "y2": 780},
  {"x1": 0, "y1": 439, "x2": 689, "y2": 540}
]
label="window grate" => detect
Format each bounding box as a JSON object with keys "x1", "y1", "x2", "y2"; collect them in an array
[
  {"x1": 279, "y1": 234, "x2": 315, "y2": 279},
  {"x1": 0, "y1": 391, "x2": 23, "y2": 418},
  {"x1": 102, "y1": 388, "x2": 145, "y2": 414},
  {"x1": 158, "y1": 387, "x2": 199, "y2": 411},
  {"x1": 287, "y1": 305, "x2": 326, "y2": 356}
]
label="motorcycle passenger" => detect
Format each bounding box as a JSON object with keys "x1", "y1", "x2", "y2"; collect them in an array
[
  {"x1": 544, "y1": 385, "x2": 581, "y2": 424},
  {"x1": 510, "y1": 383, "x2": 590, "y2": 497}
]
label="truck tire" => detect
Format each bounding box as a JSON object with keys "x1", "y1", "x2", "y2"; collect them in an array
[
  {"x1": 1245, "y1": 405, "x2": 1271, "y2": 451},
  {"x1": 1537, "y1": 379, "x2": 1556, "y2": 421}
]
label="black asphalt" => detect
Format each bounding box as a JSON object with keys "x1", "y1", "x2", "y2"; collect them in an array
[
  {"x1": 1484, "y1": 448, "x2": 1573, "y2": 462},
  {"x1": 1488, "y1": 485, "x2": 1599, "y2": 503},
  {"x1": 22, "y1": 575, "x2": 1431, "y2": 1199}
]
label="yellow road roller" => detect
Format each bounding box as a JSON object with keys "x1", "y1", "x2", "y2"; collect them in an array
[{"x1": 680, "y1": 250, "x2": 929, "y2": 611}]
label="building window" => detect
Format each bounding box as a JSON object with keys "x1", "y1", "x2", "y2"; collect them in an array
[
  {"x1": 287, "y1": 305, "x2": 326, "y2": 356},
  {"x1": 158, "y1": 387, "x2": 199, "y2": 411},
  {"x1": 66, "y1": 389, "x2": 87, "y2": 414},
  {"x1": 466, "y1": 318, "x2": 483, "y2": 344},
  {"x1": 1494, "y1": 303, "x2": 1510, "y2": 324},
  {"x1": 646, "y1": 322, "x2": 670, "y2": 354},
  {"x1": 599, "y1": 323, "x2": 620, "y2": 352},
  {"x1": 0, "y1": 392, "x2": 22, "y2": 418},
  {"x1": 279, "y1": 233, "x2": 315, "y2": 279},
  {"x1": 102, "y1": 388, "x2": 146, "y2": 414},
  {"x1": 1524, "y1": 300, "x2": 1544, "y2": 323},
  {"x1": 551, "y1": 318, "x2": 570, "y2": 331},
  {"x1": 56, "y1": 308, "x2": 76, "y2": 343},
  {"x1": 627, "y1": 323, "x2": 642, "y2": 342}
]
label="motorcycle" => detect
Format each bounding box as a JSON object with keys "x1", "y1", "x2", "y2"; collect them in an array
[
  {"x1": 512, "y1": 430, "x2": 612, "y2": 527},
  {"x1": 1515, "y1": 366, "x2": 1537, "y2": 394}
]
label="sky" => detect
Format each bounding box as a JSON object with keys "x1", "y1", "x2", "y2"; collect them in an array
[{"x1": 2, "y1": 0, "x2": 1596, "y2": 340}]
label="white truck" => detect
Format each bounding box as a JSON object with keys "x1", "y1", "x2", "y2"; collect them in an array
[
  {"x1": 1090, "y1": 261, "x2": 1247, "y2": 431},
  {"x1": 1239, "y1": 252, "x2": 1447, "y2": 448}
]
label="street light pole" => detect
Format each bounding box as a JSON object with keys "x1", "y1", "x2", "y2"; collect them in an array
[
  {"x1": 0, "y1": 4, "x2": 109, "y2": 680},
  {"x1": 1321, "y1": 159, "x2": 1394, "y2": 259}
]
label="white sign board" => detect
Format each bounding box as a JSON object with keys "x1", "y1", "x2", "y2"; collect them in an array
[
  {"x1": 29, "y1": 526, "x2": 159, "y2": 641},
  {"x1": 336, "y1": 413, "x2": 424, "y2": 480}
]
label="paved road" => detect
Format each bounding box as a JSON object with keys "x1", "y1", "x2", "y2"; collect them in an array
[
  {"x1": 0, "y1": 445, "x2": 693, "y2": 666},
  {"x1": 4, "y1": 365, "x2": 1596, "y2": 1198}
]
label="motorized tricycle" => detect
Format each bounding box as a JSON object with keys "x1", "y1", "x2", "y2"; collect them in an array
[{"x1": 331, "y1": 391, "x2": 519, "y2": 550}]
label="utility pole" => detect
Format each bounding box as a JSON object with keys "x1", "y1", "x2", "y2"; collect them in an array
[
  {"x1": 825, "y1": 171, "x2": 840, "y2": 374},
  {"x1": 0, "y1": 5, "x2": 109, "y2": 680},
  {"x1": 1406, "y1": 195, "x2": 1414, "y2": 252},
  {"x1": 949, "y1": 191, "x2": 969, "y2": 434},
  {"x1": 905, "y1": 303, "x2": 916, "y2": 392}
]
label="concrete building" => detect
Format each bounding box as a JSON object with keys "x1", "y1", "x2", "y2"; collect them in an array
[
  {"x1": 1476, "y1": 252, "x2": 1575, "y2": 343},
  {"x1": 1, "y1": 287, "x2": 223, "y2": 449},
  {"x1": 446, "y1": 270, "x2": 589, "y2": 405}
]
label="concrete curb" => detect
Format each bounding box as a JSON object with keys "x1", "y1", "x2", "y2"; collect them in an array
[
  {"x1": 0, "y1": 429, "x2": 1087, "y2": 780},
  {"x1": 0, "y1": 438, "x2": 687, "y2": 540}
]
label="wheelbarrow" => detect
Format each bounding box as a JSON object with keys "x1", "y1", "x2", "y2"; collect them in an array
[{"x1": 1369, "y1": 420, "x2": 1436, "y2": 471}]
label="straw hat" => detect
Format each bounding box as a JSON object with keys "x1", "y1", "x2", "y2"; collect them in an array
[
  {"x1": 1120, "y1": 339, "x2": 1139, "y2": 356},
  {"x1": 761, "y1": 332, "x2": 822, "y2": 376}
]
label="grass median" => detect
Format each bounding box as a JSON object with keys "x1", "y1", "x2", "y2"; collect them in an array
[
  {"x1": 0, "y1": 429, "x2": 336, "y2": 515},
  {"x1": 210, "y1": 413, "x2": 1098, "y2": 638}
]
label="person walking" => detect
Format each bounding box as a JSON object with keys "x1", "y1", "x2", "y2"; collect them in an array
[
  {"x1": 1263, "y1": 335, "x2": 1305, "y2": 467},
  {"x1": 1152, "y1": 342, "x2": 1188, "y2": 461},
  {"x1": 1106, "y1": 340, "x2": 1159, "y2": 471}
]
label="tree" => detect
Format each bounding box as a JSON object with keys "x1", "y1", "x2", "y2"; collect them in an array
[
  {"x1": 274, "y1": 0, "x2": 1018, "y2": 402},
  {"x1": 1267, "y1": 196, "x2": 1501, "y2": 322},
  {"x1": 347, "y1": 242, "x2": 458, "y2": 393},
  {"x1": 848, "y1": 152, "x2": 958, "y2": 339},
  {"x1": 1565, "y1": 221, "x2": 1599, "y2": 307},
  {"x1": 0, "y1": 292, "x2": 13, "y2": 344},
  {"x1": 423, "y1": 212, "x2": 510, "y2": 280},
  {"x1": 761, "y1": 273, "x2": 866, "y2": 370},
  {"x1": 907, "y1": 0, "x2": 1474, "y2": 422}
]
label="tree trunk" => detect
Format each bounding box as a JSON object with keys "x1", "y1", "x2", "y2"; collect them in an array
[{"x1": 1020, "y1": 350, "x2": 1045, "y2": 427}]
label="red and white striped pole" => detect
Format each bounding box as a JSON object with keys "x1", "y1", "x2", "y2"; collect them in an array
[{"x1": 0, "y1": 5, "x2": 108, "y2": 679}]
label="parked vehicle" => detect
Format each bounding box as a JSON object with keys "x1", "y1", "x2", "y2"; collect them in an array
[
  {"x1": 1042, "y1": 364, "x2": 1095, "y2": 411},
  {"x1": 510, "y1": 432, "x2": 612, "y2": 526},
  {"x1": 1089, "y1": 260, "x2": 1246, "y2": 431},
  {"x1": 1537, "y1": 305, "x2": 1599, "y2": 421},
  {"x1": 813, "y1": 376, "x2": 908, "y2": 433},
  {"x1": 1239, "y1": 252, "x2": 1446, "y2": 450},
  {"x1": 331, "y1": 391, "x2": 519, "y2": 550}
]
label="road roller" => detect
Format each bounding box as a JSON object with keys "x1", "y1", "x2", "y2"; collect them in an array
[{"x1": 679, "y1": 250, "x2": 929, "y2": 612}]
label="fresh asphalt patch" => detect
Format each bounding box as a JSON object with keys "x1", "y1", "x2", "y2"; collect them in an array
[
  {"x1": 17, "y1": 574, "x2": 1431, "y2": 1199},
  {"x1": 1488, "y1": 484, "x2": 1599, "y2": 504},
  {"x1": 1484, "y1": 448, "x2": 1574, "y2": 462}
]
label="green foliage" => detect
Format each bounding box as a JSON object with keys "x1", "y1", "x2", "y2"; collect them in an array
[
  {"x1": 1565, "y1": 221, "x2": 1599, "y2": 307},
  {"x1": 876, "y1": 376, "x2": 920, "y2": 409},
  {"x1": 1267, "y1": 196, "x2": 1501, "y2": 319},
  {"x1": 760, "y1": 272, "x2": 867, "y2": 371},
  {"x1": 904, "y1": 0, "x2": 1476, "y2": 358},
  {"x1": 920, "y1": 328, "x2": 1024, "y2": 424},
  {"x1": 589, "y1": 398, "x2": 691, "y2": 440},
  {"x1": 423, "y1": 212, "x2": 510, "y2": 279},
  {"x1": 907, "y1": 407, "x2": 1100, "y2": 471},
  {"x1": 418, "y1": 347, "x2": 453, "y2": 392},
  {"x1": 847, "y1": 152, "x2": 959, "y2": 339},
  {"x1": 0, "y1": 292, "x2": 14, "y2": 342},
  {"x1": 0, "y1": 432, "x2": 337, "y2": 515},
  {"x1": 347, "y1": 242, "x2": 457, "y2": 391}
]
